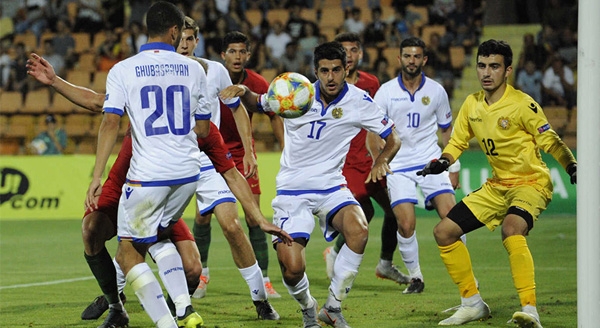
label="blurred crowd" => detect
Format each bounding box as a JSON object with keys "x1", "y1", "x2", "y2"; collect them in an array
[{"x1": 0, "y1": 0, "x2": 578, "y2": 153}]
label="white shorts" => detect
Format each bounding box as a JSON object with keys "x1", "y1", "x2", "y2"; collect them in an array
[
  {"x1": 271, "y1": 187, "x2": 359, "y2": 243},
  {"x1": 195, "y1": 167, "x2": 236, "y2": 215},
  {"x1": 117, "y1": 181, "x2": 197, "y2": 243},
  {"x1": 387, "y1": 169, "x2": 454, "y2": 210}
]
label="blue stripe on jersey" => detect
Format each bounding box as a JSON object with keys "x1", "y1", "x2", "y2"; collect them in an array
[
  {"x1": 199, "y1": 197, "x2": 237, "y2": 215},
  {"x1": 126, "y1": 173, "x2": 200, "y2": 187},
  {"x1": 379, "y1": 125, "x2": 394, "y2": 139},
  {"x1": 226, "y1": 98, "x2": 241, "y2": 108},
  {"x1": 391, "y1": 198, "x2": 418, "y2": 208},
  {"x1": 392, "y1": 164, "x2": 426, "y2": 173},
  {"x1": 424, "y1": 189, "x2": 454, "y2": 206},
  {"x1": 438, "y1": 122, "x2": 451, "y2": 129},
  {"x1": 118, "y1": 235, "x2": 158, "y2": 243},
  {"x1": 140, "y1": 42, "x2": 175, "y2": 52},
  {"x1": 314, "y1": 81, "x2": 349, "y2": 117},
  {"x1": 195, "y1": 113, "x2": 211, "y2": 120},
  {"x1": 276, "y1": 184, "x2": 348, "y2": 196},
  {"x1": 104, "y1": 107, "x2": 124, "y2": 116},
  {"x1": 397, "y1": 72, "x2": 426, "y2": 102},
  {"x1": 200, "y1": 165, "x2": 215, "y2": 172}
]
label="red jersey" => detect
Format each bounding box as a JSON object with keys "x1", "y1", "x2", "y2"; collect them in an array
[
  {"x1": 344, "y1": 70, "x2": 381, "y2": 171},
  {"x1": 219, "y1": 69, "x2": 274, "y2": 156}
]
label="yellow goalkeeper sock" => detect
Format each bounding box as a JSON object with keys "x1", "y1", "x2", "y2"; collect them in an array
[
  {"x1": 503, "y1": 235, "x2": 536, "y2": 307},
  {"x1": 439, "y1": 240, "x2": 478, "y2": 298}
]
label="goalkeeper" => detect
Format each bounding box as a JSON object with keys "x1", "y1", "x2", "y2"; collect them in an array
[{"x1": 418, "y1": 40, "x2": 576, "y2": 328}]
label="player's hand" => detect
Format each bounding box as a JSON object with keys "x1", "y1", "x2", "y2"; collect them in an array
[
  {"x1": 219, "y1": 85, "x2": 247, "y2": 100},
  {"x1": 366, "y1": 160, "x2": 393, "y2": 183},
  {"x1": 417, "y1": 157, "x2": 450, "y2": 176},
  {"x1": 85, "y1": 178, "x2": 103, "y2": 210},
  {"x1": 26, "y1": 53, "x2": 56, "y2": 86},
  {"x1": 259, "y1": 221, "x2": 293, "y2": 246},
  {"x1": 242, "y1": 151, "x2": 258, "y2": 178},
  {"x1": 567, "y1": 163, "x2": 577, "y2": 184}
]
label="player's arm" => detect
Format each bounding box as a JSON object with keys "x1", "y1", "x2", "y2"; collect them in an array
[
  {"x1": 220, "y1": 85, "x2": 262, "y2": 113},
  {"x1": 365, "y1": 131, "x2": 385, "y2": 159},
  {"x1": 27, "y1": 53, "x2": 104, "y2": 113},
  {"x1": 268, "y1": 113, "x2": 285, "y2": 148},
  {"x1": 230, "y1": 101, "x2": 258, "y2": 178},
  {"x1": 86, "y1": 113, "x2": 120, "y2": 209},
  {"x1": 221, "y1": 167, "x2": 292, "y2": 245},
  {"x1": 439, "y1": 125, "x2": 460, "y2": 189},
  {"x1": 367, "y1": 126, "x2": 401, "y2": 183}
]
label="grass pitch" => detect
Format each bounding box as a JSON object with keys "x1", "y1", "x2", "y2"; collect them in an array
[{"x1": 0, "y1": 215, "x2": 576, "y2": 327}]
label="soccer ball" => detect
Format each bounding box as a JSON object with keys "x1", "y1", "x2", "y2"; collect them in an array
[{"x1": 266, "y1": 72, "x2": 315, "y2": 119}]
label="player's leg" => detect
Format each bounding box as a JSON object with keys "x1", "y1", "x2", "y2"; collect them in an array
[
  {"x1": 321, "y1": 201, "x2": 368, "y2": 327},
  {"x1": 503, "y1": 185, "x2": 549, "y2": 328},
  {"x1": 244, "y1": 173, "x2": 280, "y2": 297},
  {"x1": 213, "y1": 201, "x2": 279, "y2": 319},
  {"x1": 272, "y1": 194, "x2": 318, "y2": 327},
  {"x1": 370, "y1": 185, "x2": 409, "y2": 285},
  {"x1": 80, "y1": 194, "x2": 127, "y2": 325},
  {"x1": 191, "y1": 209, "x2": 211, "y2": 299},
  {"x1": 435, "y1": 186, "x2": 494, "y2": 325}
]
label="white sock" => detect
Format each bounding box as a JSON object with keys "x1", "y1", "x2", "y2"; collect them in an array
[
  {"x1": 113, "y1": 257, "x2": 127, "y2": 294},
  {"x1": 239, "y1": 262, "x2": 266, "y2": 301},
  {"x1": 522, "y1": 304, "x2": 539, "y2": 318},
  {"x1": 127, "y1": 263, "x2": 176, "y2": 328},
  {"x1": 149, "y1": 240, "x2": 190, "y2": 318},
  {"x1": 283, "y1": 273, "x2": 314, "y2": 309},
  {"x1": 202, "y1": 267, "x2": 210, "y2": 278},
  {"x1": 460, "y1": 234, "x2": 467, "y2": 245},
  {"x1": 328, "y1": 244, "x2": 362, "y2": 307},
  {"x1": 397, "y1": 231, "x2": 422, "y2": 280},
  {"x1": 461, "y1": 293, "x2": 483, "y2": 307}
]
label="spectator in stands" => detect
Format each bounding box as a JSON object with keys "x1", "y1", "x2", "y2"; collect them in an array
[
  {"x1": 372, "y1": 55, "x2": 391, "y2": 83},
  {"x1": 537, "y1": 24, "x2": 560, "y2": 54},
  {"x1": 542, "y1": 55, "x2": 576, "y2": 121},
  {"x1": 125, "y1": 21, "x2": 147, "y2": 55},
  {"x1": 556, "y1": 27, "x2": 577, "y2": 69},
  {"x1": 389, "y1": 6, "x2": 414, "y2": 47},
  {"x1": 204, "y1": 17, "x2": 229, "y2": 63},
  {"x1": 342, "y1": 7, "x2": 365, "y2": 36},
  {"x1": 7, "y1": 42, "x2": 31, "y2": 101},
  {"x1": 516, "y1": 60, "x2": 543, "y2": 104},
  {"x1": 73, "y1": 0, "x2": 105, "y2": 35},
  {"x1": 0, "y1": 6, "x2": 15, "y2": 41},
  {"x1": 298, "y1": 22, "x2": 320, "y2": 64},
  {"x1": 222, "y1": 0, "x2": 245, "y2": 32},
  {"x1": 51, "y1": 19, "x2": 77, "y2": 69},
  {"x1": 30, "y1": 114, "x2": 67, "y2": 155},
  {"x1": 0, "y1": 41, "x2": 12, "y2": 90},
  {"x1": 517, "y1": 33, "x2": 549, "y2": 74},
  {"x1": 363, "y1": 6, "x2": 388, "y2": 48},
  {"x1": 46, "y1": 0, "x2": 70, "y2": 33},
  {"x1": 265, "y1": 20, "x2": 292, "y2": 68},
  {"x1": 278, "y1": 41, "x2": 308, "y2": 77},
  {"x1": 285, "y1": 4, "x2": 316, "y2": 39},
  {"x1": 542, "y1": 0, "x2": 568, "y2": 30},
  {"x1": 13, "y1": 0, "x2": 48, "y2": 44},
  {"x1": 425, "y1": 32, "x2": 455, "y2": 97},
  {"x1": 41, "y1": 39, "x2": 65, "y2": 79},
  {"x1": 429, "y1": 0, "x2": 456, "y2": 25},
  {"x1": 95, "y1": 28, "x2": 124, "y2": 72}
]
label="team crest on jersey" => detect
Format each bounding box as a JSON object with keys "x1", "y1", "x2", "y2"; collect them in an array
[
  {"x1": 421, "y1": 96, "x2": 430, "y2": 106},
  {"x1": 497, "y1": 117, "x2": 511, "y2": 130},
  {"x1": 332, "y1": 107, "x2": 343, "y2": 119}
]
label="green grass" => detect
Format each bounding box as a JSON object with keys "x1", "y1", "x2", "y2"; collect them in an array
[{"x1": 0, "y1": 215, "x2": 576, "y2": 327}]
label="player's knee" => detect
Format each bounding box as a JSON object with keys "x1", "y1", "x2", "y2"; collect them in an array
[{"x1": 220, "y1": 218, "x2": 244, "y2": 240}]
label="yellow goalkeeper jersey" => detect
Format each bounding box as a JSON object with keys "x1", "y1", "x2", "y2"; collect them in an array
[{"x1": 444, "y1": 84, "x2": 576, "y2": 186}]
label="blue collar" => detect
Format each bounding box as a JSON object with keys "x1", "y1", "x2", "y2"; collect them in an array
[
  {"x1": 140, "y1": 42, "x2": 176, "y2": 52},
  {"x1": 315, "y1": 81, "x2": 349, "y2": 116},
  {"x1": 396, "y1": 72, "x2": 426, "y2": 102}
]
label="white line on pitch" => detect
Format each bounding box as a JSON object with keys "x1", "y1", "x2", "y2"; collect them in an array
[{"x1": 0, "y1": 276, "x2": 96, "y2": 290}]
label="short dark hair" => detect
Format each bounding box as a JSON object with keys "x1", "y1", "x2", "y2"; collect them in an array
[
  {"x1": 400, "y1": 36, "x2": 426, "y2": 52},
  {"x1": 314, "y1": 41, "x2": 347, "y2": 68},
  {"x1": 183, "y1": 16, "x2": 199, "y2": 37},
  {"x1": 477, "y1": 39, "x2": 513, "y2": 67},
  {"x1": 334, "y1": 32, "x2": 362, "y2": 48},
  {"x1": 145, "y1": 1, "x2": 184, "y2": 38},
  {"x1": 222, "y1": 31, "x2": 250, "y2": 52}
]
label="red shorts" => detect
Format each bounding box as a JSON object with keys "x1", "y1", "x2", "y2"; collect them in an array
[
  {"x1": 343, "y1": 165, "x2": 387, "y2": 203},
  {"x1": 232, "y1": 151, "x2": 261, "y2": 195},
  {"x1": 83, "y1": 177, "x2": 122, "y2": 229},
  {"x1": 170, "y1": 219, "x2": 194, "y2": 242}
]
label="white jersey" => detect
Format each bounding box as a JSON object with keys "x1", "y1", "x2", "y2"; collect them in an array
[
  {"x1": 195, "y1": 58, "x2": 240, "y2": 168},
  {"x1": 104, "y1": 42, "x2": 210, "y2": 185},
  {"x1": 263, "y1": 82, "x2": 395, "y2": 192},
  {"x1": 374, "y1": 73, "x2": 452, "y2": 171}
]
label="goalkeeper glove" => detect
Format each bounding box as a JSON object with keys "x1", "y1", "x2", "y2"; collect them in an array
[
  {"x1": 567, "y1": 163, "x2": 577, "y2": 184},
  {"x1": 417, "y1": 157, "x2": 450, "y2": 176}
]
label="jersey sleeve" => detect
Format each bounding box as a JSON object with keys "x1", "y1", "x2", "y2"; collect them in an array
[
  {"x1": 197, "y1": 122, "x2": 236, "y2": 173},
  {"x1": 522, "y1": 101, "x2": 577, "y2": 169},
  {"x1": 192, "y1": 62, "x2": 212, "y2": 121},
  {"x1": 360, "y1": 96, "x2": 395, "y2": 139},
  {"x1": 444, "y1": 95, "x2": 475, "y2": 160},
  {"x1": 103, "y1": 66, "x2": 126, "y2": 116},
  {"x1": 435, "y1": 86, "x2": 453, "y2": 129},
  {"x1": 216, "y1": 63, "x2": 240, "y2": 108}
]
